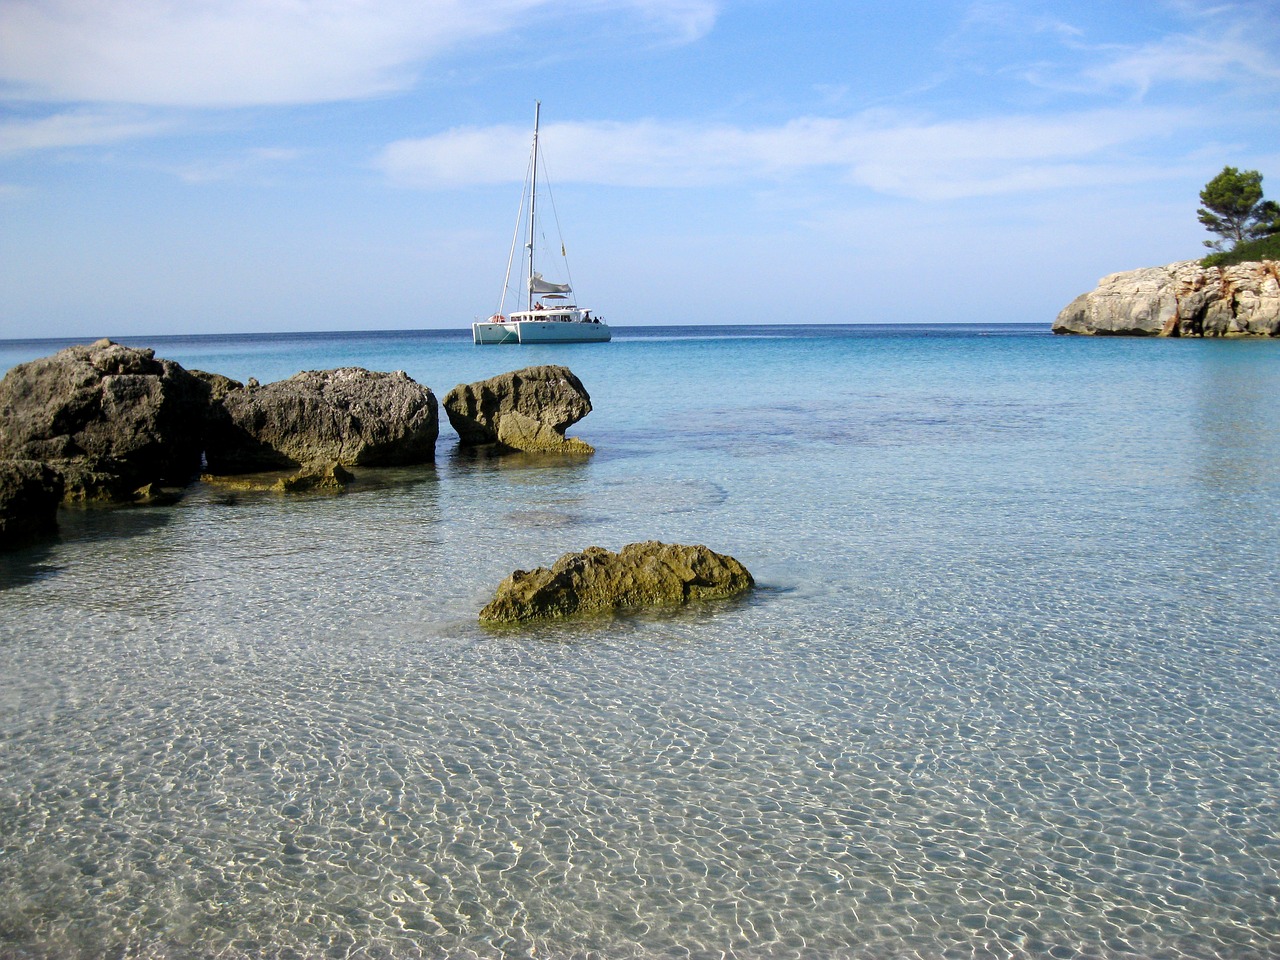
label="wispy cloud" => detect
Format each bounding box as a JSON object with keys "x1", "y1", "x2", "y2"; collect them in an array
[
  {"x1": 166, "y1": 147, "x2": 303, "y2": 184},
  {"x1": 0, "y1": 0, "x2": 721, "y2": 107},
  {"x1": 976, "y1": 0, "x2": 1280, "y2": 100},
  {"x1": 0, "y1": 110, "x2": 170, "y2": 155},
  {"x1": 1079, "y1": 24, "x2": 1280, "y2": 98},
  {"x1": 376, "y1": 106, "x2": 1194, "y2": 200}
]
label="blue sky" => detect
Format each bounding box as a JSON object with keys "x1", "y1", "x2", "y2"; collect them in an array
[{"x1": 1, "y1": 0, "x2": 1278, "y2": 338}]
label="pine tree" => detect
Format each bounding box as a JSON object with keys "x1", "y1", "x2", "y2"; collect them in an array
[{"x1": 1198, "y1": 166, "x2": 1280, "y2": 251}]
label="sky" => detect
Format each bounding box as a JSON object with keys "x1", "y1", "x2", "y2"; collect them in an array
[{"x1": 1, "y1": 0, "x2": 1278, "y2": 339}]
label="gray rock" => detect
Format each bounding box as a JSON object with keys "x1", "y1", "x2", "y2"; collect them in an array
[
  {"x1": 190, "y1": 369, "x2": 243, "y2": 403},
  {"x1": 0, "y1": 459, "x2": 64, "y2": 548},
  {"x1": 1054, "y1": 260, "x2": 1280, "y2": 337},
  {"x1": 204, "y1": 367, "x2": 438, "y2": 472},
  {"x1": 0, "y1": 339, "x2": 210, "y2": 500},
  {"x1": 479, "y1": 541, "x2": 754, "y2": 624},
  {"x1": 443, "y1": 365, "x2": 593, "y2": 453}
]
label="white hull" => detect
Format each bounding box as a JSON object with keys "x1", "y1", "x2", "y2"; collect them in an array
[{"x1": 473, "y1": 319, "x2": 611, "y2": 344}]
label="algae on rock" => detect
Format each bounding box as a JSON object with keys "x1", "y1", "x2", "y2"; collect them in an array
[{"x1": 480, "y1": 541, "x2": 754, "y2": 624}]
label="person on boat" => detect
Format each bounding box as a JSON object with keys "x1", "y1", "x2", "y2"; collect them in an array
[{"x1": 534, "y1": 302, "x2": 544, "y2": 311}]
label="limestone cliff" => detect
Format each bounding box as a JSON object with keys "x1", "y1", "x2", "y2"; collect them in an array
[{"x1": 1053, "y1": 260, "x2": 1280, "y2": 337}]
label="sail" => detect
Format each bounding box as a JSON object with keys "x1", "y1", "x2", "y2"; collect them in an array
[{"x1": 530, "y1": 272, "x2": 572, "y2": 295}]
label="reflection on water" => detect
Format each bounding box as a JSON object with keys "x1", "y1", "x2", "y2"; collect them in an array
[{"x1": 2, "y1": 329, "x2": 1279, "y2": 959}]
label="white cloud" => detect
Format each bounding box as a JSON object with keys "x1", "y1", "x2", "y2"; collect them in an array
[
  {"x1": 0, "y1": 0, "x2": 721, "y2": 107},
  {"x1": 376, "y1": 106, "x2": 1194, "y2": 200},
  {"x1": 0, "y1": 110, "x2": 170, "y2": 155}
]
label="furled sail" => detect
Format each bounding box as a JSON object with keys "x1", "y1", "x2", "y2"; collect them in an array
[{"x1": 530, "y1": 272, "x2": 572, "y2": 295}]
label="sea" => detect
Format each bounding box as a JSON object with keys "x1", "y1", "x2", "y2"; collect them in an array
[{"x1": 1, "y1": 324, "x2": 1278, "y2": 960}]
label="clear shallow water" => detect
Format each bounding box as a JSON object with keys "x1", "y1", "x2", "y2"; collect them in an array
[{"x1": 2, "y1": 325, "x2": 1279, "y2": 959}]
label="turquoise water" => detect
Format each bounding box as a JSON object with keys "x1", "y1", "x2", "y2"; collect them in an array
[{"x1": 2, "y1": 325, "x2": 1279, "y2": 959}]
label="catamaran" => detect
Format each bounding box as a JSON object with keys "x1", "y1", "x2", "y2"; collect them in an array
[{"x1": 472, "y1": 102, "x2": 611, "y2": 345}]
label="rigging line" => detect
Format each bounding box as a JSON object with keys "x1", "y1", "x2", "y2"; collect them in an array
[
  {"x1": 536, "y1": 145, "x2": 575, "y2": 297},
  {"x1": 499, "y1": 144, "x2": 535, "y2": 315}
]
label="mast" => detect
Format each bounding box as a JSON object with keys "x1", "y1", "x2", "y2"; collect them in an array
[{"x1": 527, "y1": 100, "x2": 540, "y2": 312}]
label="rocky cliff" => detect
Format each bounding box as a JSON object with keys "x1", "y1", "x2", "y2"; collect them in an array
[{"x1": 1053, "y1": 260, "x2": 1280, "y2": 337}]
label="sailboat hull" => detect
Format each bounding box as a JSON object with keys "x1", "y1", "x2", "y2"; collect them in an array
[{"x1": 473, "y1": 320, "x2": 611, "y2": 344}]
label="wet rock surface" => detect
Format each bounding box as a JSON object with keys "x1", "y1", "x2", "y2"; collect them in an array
[{"x1": 200, "y1": 460, "x2": 356, "y2": 494}]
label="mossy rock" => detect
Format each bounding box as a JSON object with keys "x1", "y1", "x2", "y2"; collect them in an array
[{"x1": 480, "y1": 541, "x2": 753, "y2": 624}]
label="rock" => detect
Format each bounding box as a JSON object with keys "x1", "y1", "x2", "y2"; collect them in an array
[
  {"x1": 0, "y1": 459, "x2": 64, "y2": 548},
  {"x1": 1054, "y1": 260, "x2": 1280, "y2": 337},
  {"x1": 203, "y1": 367, "x2": 437, "y2": 473},
  {"x1": 443, "y1": 365, "x2": 594, "y2": 453},
  {"x1": 199, "y1": 472, "x2": 276, "y2": 492},
  {"x1": 189, "y1": 369, "x2": 243, "y2": 403},
  {"x1": 479, "y1": 541, "x2": 754, "y2": 624},
  {"x1": 274, "y1": 461, "x2": 354, "y2": 493},
  {"x1": 199, "y1": 461, "x2": 354, "y2": 493},
  {"x1": 131, "y1": 482, "x2": 184, "y2": 505},
  {"x1": 0, "y1": 339, "x2": 211, "y2": 500}
]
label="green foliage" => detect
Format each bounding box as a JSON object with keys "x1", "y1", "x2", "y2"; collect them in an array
[
  {"x1": 1201, "y1": 231, "x2": 1280, "y2": 267},
  {"x1": 1198, "y1": 166, "x2": 1280, "y2": 251}
]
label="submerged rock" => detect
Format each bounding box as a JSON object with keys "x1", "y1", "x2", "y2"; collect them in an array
[
  {"x1": 275, "y1": 461, "x2": 355, "y2": 493},
  {"x1": 1054, "y1": 260, "x2": 1280, "y2": 337},
  {"x1": 131, "y1": 482, "x2": 186, "y2": 505},
  {"x1": 200, "y1": 461, "x2": 355, "y2": 493},
  {"x1": 204, "y1": 367, "x2": 438, "y2": 473},
  {"x1": 0, "y1": 459, "x2": 64, "y2": 548},
  {"x1": 443, "y1": 365, "x2": 593, "y2": 454},
  {"x1": 479, "y1": 541, "x2": 754, "y2": 624},
  {"x1": 0, "y1": 338, "x2": 210, "y2": 500}
]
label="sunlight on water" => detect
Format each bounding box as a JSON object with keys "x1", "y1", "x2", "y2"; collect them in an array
[{"x1": 2, "y1": 327, "x2": 1279, "y2": 959}]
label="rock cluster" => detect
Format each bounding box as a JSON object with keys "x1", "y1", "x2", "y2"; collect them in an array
[
  {"x1": 479, "y1": 541, "x2": 754, "y2": 624},
  {"x1": 0, "y1": 341, "x2": 441, "y2": 512},
  {"x1": 1054, "y1": 260, "x2": 1280, "y2": 337},
  {"x1": 0, "y1": 344, "x2": 610, "y2": 547},
  {"x1": 444, "y1": 365, "x2": 594, "y2": 454}
]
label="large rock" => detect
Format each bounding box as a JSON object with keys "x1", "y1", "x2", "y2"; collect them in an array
[
  {"x1": 1054, "y1": 260, "x2": 1280, "y2": 337},
  {"x1": 443, "y1": 365, "x2": 594, "y2": 454},
  {"x1": 479, "y1": 541, "x2": 754, "y2": 624},
  {"x1": 0, "y1": 459, "x2": 64, "y2": 548},
  {"x1": 204, "y1": 367, "x2": 438, "y2": 472},
  {"x1": 0, "y1": 339, "x2": 210, "y2": 500}
]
